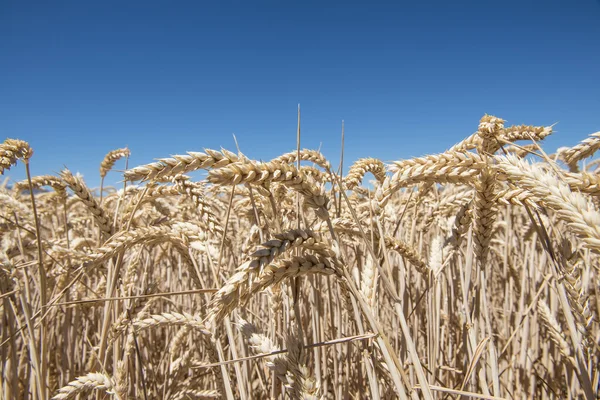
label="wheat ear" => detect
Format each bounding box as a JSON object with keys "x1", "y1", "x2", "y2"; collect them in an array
[
  {"x1": 208, "y1": 254, "x2": 340, "y2": 324},
  {"x1": 124, "y1": 148, "x2": 240, "y2": 181},
  {"x1": 0, "y1": 138, "x2": 33, "y2": 174},
  {"x1": 375, "y1": 151, "x2": 485, "y2": 212},
  {"x1": 272, "y1": 148, "x2": 333, "y2": 172},
  {"x1": 537, "y1": 301, "x2": 573, "y2": 361},
  {"x1": 384, "y1": 236, "x2": 429, "y2": 275},
  {"x1": 496, "y1": 154, "x2": 600, "y2": 253},
  {"x1": 345, "y1": 158, "x2": 386, "y2": 190},
  {"x1": 208, "y1": 161, "x2": 330, "y2": 219},
  {"x1": 100, "y1": 148, "x2": 130, "y2": 178},
  {"x1": 561, "y1": 132, "x2": 600, "y2": 170},
  {"x1": 14, "y1": 175, "x2": 67, "y2": 199},
  {"x1": 61, "y1": 169, "x2": 112, "y2": 236},
  {"x1": 52, "y1": 373, "x2": 118, "y2": 400}
]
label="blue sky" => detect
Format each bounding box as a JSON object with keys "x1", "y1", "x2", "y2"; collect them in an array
[{"x1": 1, "y1": 0, "x2": 599, "y2": 187}]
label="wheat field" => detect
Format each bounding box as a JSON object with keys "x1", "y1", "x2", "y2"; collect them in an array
[{"x1": 1, "y1": 115, "x2": 599, "y2": 399}]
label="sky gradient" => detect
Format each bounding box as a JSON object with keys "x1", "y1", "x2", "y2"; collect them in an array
[{"x1": 2, "y1": 0, "x2": 599, "y2": 187}]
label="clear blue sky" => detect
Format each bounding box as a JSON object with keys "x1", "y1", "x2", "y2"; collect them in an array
[{"x1": 2, "y1": 0, "x2": 599, "y2": 187}]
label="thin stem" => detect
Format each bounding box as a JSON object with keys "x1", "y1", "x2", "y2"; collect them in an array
[{"x1": 24, "y1": 161, "x2": 48, "y2": 400}]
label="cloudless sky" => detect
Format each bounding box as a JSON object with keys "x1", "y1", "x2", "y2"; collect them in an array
[{"x1": 1, "y1": 0, "x2": 599, "y2": 187}]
